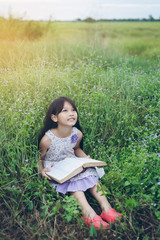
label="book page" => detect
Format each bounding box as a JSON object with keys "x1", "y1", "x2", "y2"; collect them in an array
[{"x1": 46, "y1": 158, "x2": 84, "y2": 183}]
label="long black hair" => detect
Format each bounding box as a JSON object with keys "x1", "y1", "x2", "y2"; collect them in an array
[{"x1": 38, "y1": 96, "x2": 83, "y2": 149}]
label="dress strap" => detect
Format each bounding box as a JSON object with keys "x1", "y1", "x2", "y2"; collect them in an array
[
  {"x1": 45, "y1": 130, "x2": 54, "y2": 140},
  {"x1": 72, "y1": 127, "x2": 78, "y2": 135}
]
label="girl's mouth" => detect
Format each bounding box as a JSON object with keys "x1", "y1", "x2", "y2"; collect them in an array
[{"x1": 68, "y1": 118, "x2": 75, "y2": 121}]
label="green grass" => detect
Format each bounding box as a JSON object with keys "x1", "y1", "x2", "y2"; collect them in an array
[{"x1": 0, "y1": 20, "x2": 160, "y2": 239}]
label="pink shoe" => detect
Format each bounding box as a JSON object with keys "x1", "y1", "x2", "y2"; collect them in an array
[
  {"x1": 100, "y1": 208, "x2": 122, "y2": 223},
  {"x1": 82, "y1": 215, "x2": 109, "y2": 229}
]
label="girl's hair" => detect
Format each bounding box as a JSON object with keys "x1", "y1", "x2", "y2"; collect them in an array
[{"x1": 38, "y1": 96, "x2": 83, "y2": 148}]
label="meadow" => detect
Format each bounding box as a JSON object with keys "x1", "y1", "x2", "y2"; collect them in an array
[{"x1": 0, "y1": 19, "x2": 160, "y2": 239}]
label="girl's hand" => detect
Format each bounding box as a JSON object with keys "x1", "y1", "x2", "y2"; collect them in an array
[
  {"x1": 40, "y1": 168, "x2": 52, "y2": 180},
  {"x1": 86, "y1": 155, "x2": 91, "y2": 159}
]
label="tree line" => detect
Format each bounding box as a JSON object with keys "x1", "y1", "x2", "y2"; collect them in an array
[{"x1": 76, "y1": 15, "x2": 160, "y2": 22}]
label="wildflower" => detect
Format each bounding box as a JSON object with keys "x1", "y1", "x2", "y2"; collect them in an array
[
  {"x1": 158, "y1": 182, "x2": 160, "y2": 185},
  {"x1": 152, "y1": 133, "x2": 158, "y2": 139}
]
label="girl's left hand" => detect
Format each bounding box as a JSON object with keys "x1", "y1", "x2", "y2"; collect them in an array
[{"x1": 40, "y1": 168, "x2": 52, "y2": 180}]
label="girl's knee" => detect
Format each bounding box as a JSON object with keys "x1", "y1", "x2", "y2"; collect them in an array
[{"x1": 70, "y1": 190, "x2": 85, "y2": 198}]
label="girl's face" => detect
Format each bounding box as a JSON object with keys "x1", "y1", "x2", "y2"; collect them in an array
[{"x1": 52, "y1": 101, "x2": 78, "y2": 127}]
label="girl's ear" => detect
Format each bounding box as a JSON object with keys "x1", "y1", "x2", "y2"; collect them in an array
[{"x1": 51, "y1": 114, "x2": 57, "y2": 122}]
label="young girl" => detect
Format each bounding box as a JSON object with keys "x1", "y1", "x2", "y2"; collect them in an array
[{"x1": 38, "y1": 96, "x2": 122, "y2": 229}]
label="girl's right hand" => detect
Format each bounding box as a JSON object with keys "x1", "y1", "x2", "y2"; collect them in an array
[{"x1": 40, "y1": 168, "x2": 52, "y2": 180}]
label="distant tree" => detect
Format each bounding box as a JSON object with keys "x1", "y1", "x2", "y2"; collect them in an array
[
  {"x1": 83, "y1": 17, "x2": 96, "y2": 23},
  {"x1": 148, "y1": 15, "x2": 154, "y2": 21},
  {"x1": 75, "y1": 18, "x2": 81, "y2": 22}
]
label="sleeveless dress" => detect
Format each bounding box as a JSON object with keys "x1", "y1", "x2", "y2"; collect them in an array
[{"x1": 43, "y1": 127, "x2": 105, "y2": 194}]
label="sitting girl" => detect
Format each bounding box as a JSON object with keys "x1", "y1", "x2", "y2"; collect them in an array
[{"x1": 38, "y1": 96, "x2": 122, "y2": 229}]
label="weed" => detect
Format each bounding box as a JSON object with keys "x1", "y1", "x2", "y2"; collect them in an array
[{"x1": 62, "y1": 195, "x2": 82, "y2": 223}]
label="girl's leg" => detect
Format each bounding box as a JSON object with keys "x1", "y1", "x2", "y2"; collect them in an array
[
  {"x1": 89, "y1": 183, "x2": 122, "y2": 223},
  {"x1": 70, "y1": 190, "x2": 97, "y2": 219},
  {"x1": 71, "y1": 190, "x2": 109, "y2": 229},
  {"x1": 89, "y1": 182, "x2": 111, "y2": 213}
]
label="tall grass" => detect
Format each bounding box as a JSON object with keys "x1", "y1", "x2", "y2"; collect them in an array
[
  {"x1": 0, "y1": 15, "x2": 50, "y2": 40},
  {"x1": 0, "y1": 20, "x2": 160, "y2": 68},
  {"x1": 0, "y1": 19, "x2": 160, "y2": 239}
]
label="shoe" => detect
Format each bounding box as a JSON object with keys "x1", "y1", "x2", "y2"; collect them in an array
[
  {"x1": 100, "y1": 208, "x2": 122, "y2": 223},
  {"x1": 82, "y1": 215, "x2": 109, "y2": 229}
]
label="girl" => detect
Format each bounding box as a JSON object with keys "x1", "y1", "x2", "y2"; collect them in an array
[{"x1": 38, "y1": 96, "x2": 122, "y2": 229}]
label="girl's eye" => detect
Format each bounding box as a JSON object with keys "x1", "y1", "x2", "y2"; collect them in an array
[{"x1": 62, "y1": 109, "x2": 67, "y2": 112}]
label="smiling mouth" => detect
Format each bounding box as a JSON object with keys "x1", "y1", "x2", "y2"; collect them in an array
[{"x1": 68, "y1": 118, "x2": 75, "y2": 121}]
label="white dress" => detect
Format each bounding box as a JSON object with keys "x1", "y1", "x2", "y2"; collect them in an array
[{"x1": 43, "y1": 127, "x2": 105, "y2": 194}]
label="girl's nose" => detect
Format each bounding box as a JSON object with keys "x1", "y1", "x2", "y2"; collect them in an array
[{"x1": 69, "y1": 110, "x2": 74, "y2": 115}]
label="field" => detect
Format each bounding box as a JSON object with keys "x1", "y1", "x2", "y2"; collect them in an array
[{"x1": 0, "y1": 20, "x2": 160, "y2": 239}]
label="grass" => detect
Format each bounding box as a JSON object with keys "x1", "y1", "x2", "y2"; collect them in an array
[{"x1": 0, "y1": 19, "x2": 160, "y2": 239}]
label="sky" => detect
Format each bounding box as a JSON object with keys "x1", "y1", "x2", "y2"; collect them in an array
[{"x1": 0, "y1": 0, "x2": 160, "y2": 21}]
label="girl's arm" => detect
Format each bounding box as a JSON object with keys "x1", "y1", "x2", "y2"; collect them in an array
[
  {"x1": 74, "y1": 130, "x2": 90, "y2": 158},
  {"x1": 38, "y1": 135, "x2": 52, "y2": 180}
]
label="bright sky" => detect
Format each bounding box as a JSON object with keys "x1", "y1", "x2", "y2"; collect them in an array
[{"x1": 0, "y1": 0, "x2": 160, "y2": 21}]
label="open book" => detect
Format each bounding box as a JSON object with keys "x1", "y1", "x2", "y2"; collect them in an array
[{"x1": 46, "y1": 157, "x2": 107, "y2": 184}]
